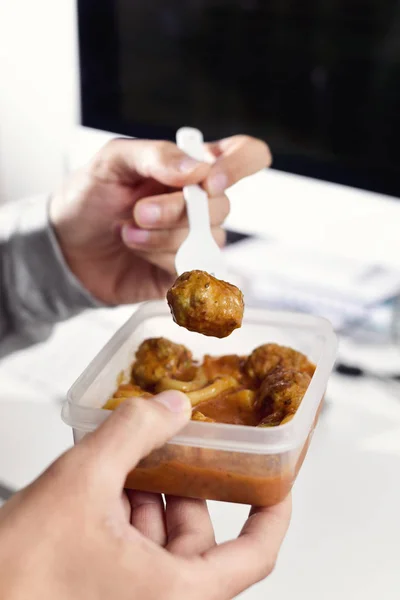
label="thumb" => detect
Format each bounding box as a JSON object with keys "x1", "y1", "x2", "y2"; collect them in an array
[{"x1": 80, "y1": 391, "x2": 191, "y2": 487}]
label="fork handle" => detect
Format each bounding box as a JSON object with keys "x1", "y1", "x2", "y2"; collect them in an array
[
  {"x1": 176, "y1": 127, "x2": 206, "y2": 162},
  {"x1": 176, "y1": 127, "x2": 213, "y2": 237},
  {"x1": 182, "y1": 185, "x2": 213, "y2": 236}
]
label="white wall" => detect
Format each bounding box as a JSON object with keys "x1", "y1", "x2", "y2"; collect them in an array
[{"x1": 0, "y1": 0, "x2": 79, "y2": 203}]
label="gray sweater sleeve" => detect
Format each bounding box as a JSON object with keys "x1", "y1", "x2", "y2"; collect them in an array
[{"x1": 0, "y1": 195, "x2": 103, "y2": 338}]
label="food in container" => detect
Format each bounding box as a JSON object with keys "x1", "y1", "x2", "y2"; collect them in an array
[{"x1": 62, "y1": 301, "x2": 337, "y2": 506}]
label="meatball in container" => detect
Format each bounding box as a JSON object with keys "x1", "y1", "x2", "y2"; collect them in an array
[{"x1": 62, "y1": 301, "x2": 337, "y2": 506}]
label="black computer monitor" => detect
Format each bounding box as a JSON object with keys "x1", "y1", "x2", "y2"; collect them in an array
[{"x1": 78, "y1": 0, "x2": 400, "y2": 198}]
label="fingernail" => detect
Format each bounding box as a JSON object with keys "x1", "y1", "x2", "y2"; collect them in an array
[
  {"x1": 208, "y1": 172, "x2": 228, "y2": 195},
  {"x1": 135, "y1": 203, "x2": 162, "y2": 226},
  {"x1": 179, "y1": 157, "x2": 200, "y2": 173},
  {"x1": 121, "y1": 224, "x2": 150, "y2": 245},
  {"x1": 154, "y1": 391, "x2": 191, "y2": 414}
]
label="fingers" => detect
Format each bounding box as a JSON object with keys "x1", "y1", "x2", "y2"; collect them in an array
[
  {"x1": 124, "y1": 229, "x2": 226, "y2": 275},
  {"x1": 201, "y1": 495, "x2": 291, "y2": 599},
  {"x1": 165, "y1": 496, "x2": 215, "y2": 557},
  {"x1": 133, "y1": 192, "x2": 230, "y2": 230},
  {"x1": 127, "y1": 490, "x2": 167, "y2": 546},
  {"x1": 121, "y1": 491, "x2": 132, "y2": 521},
  {"x1": 128, "y1": 250, "x2": 179, "y2": 278},
  {"x1": 79, "y1": 392, "x2": 191, "y2": 489},
  {"x1": 90, "y1": 138, "x2": 211, "y2": 188},
  {"x1": 121, "y1": 225, "x2": 226, "y2": 254},
  {"x1": 204, "y1": 135, "x2": 272, "y2": 196},
  {"x1": 89, "y1": 135, "x2": 270, "y2": 200}
]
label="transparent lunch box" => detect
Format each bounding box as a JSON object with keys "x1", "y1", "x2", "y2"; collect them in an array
[{"x1": 62, "y1": 301, "x2": 337, "y2": 506}]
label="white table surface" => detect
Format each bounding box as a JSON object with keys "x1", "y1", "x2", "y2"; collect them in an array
[{"x1": 1, "y1": 308, "x2": 400, "y2": 599}]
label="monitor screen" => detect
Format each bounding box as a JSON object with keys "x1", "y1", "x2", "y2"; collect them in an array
[{"x1": 78, "y1": 0, "x2": 400, "y2": 198}]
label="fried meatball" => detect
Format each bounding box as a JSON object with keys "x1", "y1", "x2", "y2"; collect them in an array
[
  {"x1": 245, "y1": 343, "x2": 315, "y2": 384},
  {"x1": 132, "y1": 337, "x2": 193, "y2": 389},
  {"x1": 256, "y1": 367, "x2": 311, "y2": 422},
  {"x1": 167, "y1": 270, "x2": 244, "y2": 338}
]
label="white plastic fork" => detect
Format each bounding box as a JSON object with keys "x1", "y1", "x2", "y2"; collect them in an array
[{"x1": 175, "y1": 127, "x2": 226, "y2": 279}]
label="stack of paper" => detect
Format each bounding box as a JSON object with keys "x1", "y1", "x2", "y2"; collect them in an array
[{"x1": 224, "y1": 239, "x2": 400, "y2": 330}]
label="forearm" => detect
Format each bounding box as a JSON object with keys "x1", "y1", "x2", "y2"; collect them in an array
[{"x1": 0, "y1": 195, "x2": 102, "y2": 337}]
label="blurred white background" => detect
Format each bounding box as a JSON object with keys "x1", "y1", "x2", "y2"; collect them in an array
[{"x1": 0, "y1": 0, "x2": 78, "y2": 203}]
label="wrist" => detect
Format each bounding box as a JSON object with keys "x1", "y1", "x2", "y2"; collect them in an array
[{"x1": 46, "y1": 194, "x2": 106, "y2": 311}]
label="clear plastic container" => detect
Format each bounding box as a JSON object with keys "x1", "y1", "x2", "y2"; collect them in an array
[{"x1": 62, "y1": 301, "x2": 337, "y2": 506}]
